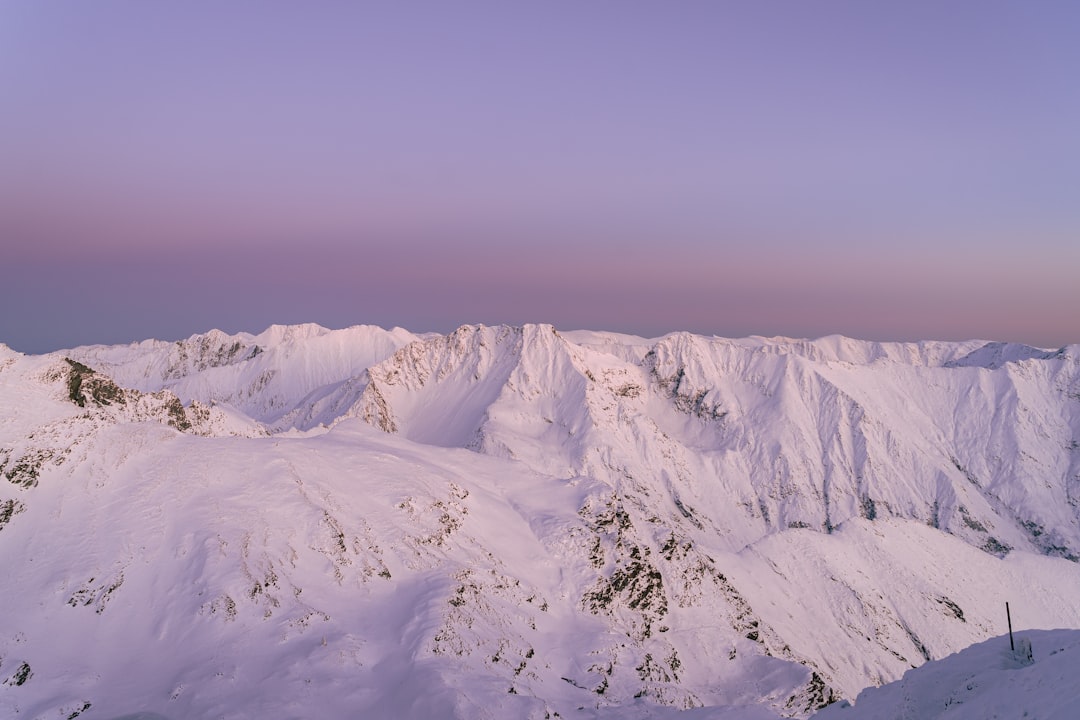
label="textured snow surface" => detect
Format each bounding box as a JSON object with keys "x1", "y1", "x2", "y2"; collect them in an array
[
  {"x1": 1, "y1": 324, "x2": 1079, "y2": 719},
  {"x1": 815, "y1": 629, "x2": 1080, "y2": 720}
]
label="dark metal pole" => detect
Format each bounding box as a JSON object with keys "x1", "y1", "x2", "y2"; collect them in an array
[{"x1": 1006, "y1": 602, "x2": 1014, "y2": 651}]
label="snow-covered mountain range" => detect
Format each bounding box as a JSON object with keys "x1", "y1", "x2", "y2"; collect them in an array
[{"x1": 1, "y1": 323, "x2": 1078, "y2": 719}]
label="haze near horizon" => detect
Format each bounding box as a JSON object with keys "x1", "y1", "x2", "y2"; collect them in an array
[{"x1": 2, "y1": 2, "x2": 1078, "y2": 353}]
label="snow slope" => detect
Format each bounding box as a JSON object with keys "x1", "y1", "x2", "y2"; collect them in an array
[
  {"x1": 2, "y1": 324, "x2": 1079, "y2": 719},
  {"x1": 66, "y1": 324, "x2": 421, "y2": 430},
  {"x1": 814, "y1": 628, "x2": 1080, "y2": 720}
]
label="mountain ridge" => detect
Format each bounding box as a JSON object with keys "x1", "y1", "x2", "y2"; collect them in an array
[{"x1": 2, "y1": 323, "x2": 1078, "y2": 719}]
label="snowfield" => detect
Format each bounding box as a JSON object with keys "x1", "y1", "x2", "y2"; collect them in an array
[
  {"x1": 816, "y1": 628, "x2": 1080, "y2": 720},
  {"x1": 1, "y1": 324, "x2": 1078, "y2": 719}
]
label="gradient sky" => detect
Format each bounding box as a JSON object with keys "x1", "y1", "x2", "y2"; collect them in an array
[{"x1": 3, "y1": 1, "x2": 1079, "y2": 353}]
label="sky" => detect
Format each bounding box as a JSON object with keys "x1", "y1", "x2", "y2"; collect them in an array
[{"x1": 2, "y1": 1, "x2": 1079, "y2": 353}]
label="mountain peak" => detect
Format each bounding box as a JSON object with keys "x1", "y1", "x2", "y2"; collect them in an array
[{"x1": 3, "y1": 323, "x2": 1079, "y2": 719}]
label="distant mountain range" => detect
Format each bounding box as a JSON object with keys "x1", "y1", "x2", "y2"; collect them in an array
[{"x1": 2, "y1": 324, "x2": 1078, "y2": 719}]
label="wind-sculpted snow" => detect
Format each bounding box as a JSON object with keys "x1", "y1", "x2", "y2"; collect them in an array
[
  {"x1": 1, "y1": 324, "x2": 1078, "y2": 719},
  {"x1": 813, "y1": 628, "x2": 1080, "y2": 720},
  {"x1": 358, "y1": 325, "x2": 1080, "y2": 560},
  {"x1": 943, "y1": 341, "x2": 1063, "y2": 370},
  {"x1": 66, "y1": 324, "x2": 421, "y2": 429}
]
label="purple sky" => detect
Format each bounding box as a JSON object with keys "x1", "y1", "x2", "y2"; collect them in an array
[{"x1": 3, "y1": 2, "x2": 1078, "y2": 353}]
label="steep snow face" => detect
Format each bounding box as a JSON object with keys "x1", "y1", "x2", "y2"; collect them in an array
[
  {"x1": 67, "y1": 324, "x2": 421, "y2": 428},
  {"x1": 944, "y1": 341, "x2": 1062, "y2": 370},
  {"x1": 2, "y1": 325, "x2": 1080, "y2": 720},
  {"x1": 357, "y1": 326, "x2": 1080, "y2": 560},
  {"x1": 346, "y1": 325, "x2": 1080, "y2": 699},
  {"x1": 358, "y1": 325, "x2": 609, "y2": 466}
]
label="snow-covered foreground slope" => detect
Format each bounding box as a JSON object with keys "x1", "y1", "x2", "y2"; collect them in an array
[
  {"x1": 815, "y1": 628, "x2": 1080, "y2": 720},
  {"x1": 2, "y1": 325, "x2": 1079, "y2": 719}
]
